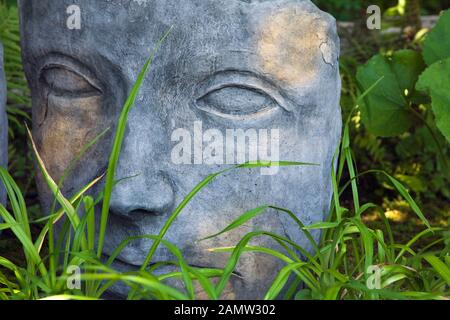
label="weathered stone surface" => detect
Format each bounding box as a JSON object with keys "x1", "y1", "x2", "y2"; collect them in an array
[
  {"x1": 19, "y1": 0, "x2": 342, "y2": 299},
  {"x1": 0, "y1": 43, "x2": 7, "y2": 207}
]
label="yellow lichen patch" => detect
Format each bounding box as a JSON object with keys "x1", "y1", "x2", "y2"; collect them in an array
[
  {"x1": 257, "y1": 6, "x2": 333, "y2": 87},
  {"x1": 36, "y1": 96, "x2": 105, "y2": 183},
  {"x1": 39, "y1": 120, "x2": 88, "y2": 181}
]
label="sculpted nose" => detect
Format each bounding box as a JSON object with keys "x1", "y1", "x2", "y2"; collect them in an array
[{"x1": 110, "y1": 172, "x2": 175, "y2": 217}]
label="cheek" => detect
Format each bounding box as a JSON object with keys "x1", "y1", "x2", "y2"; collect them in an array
[
  {"x1": 35, "y1": 95, "x2": 107, "y2": 182},
  {"x1": 257, "y1": 7, "x2": 333, "y2": 87}
]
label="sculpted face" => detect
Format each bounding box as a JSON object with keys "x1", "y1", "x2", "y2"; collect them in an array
[
  {"x1": 0, "y1": 44, "x2": 7, "y2": 206},
  {"x1": 19, "y1": 0, "x2": 342, "y2": 299}
]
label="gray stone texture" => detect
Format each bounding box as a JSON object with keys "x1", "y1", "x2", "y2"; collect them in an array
[{"x1": 19, "y1": 0, "x2": 342, "y2": 299}]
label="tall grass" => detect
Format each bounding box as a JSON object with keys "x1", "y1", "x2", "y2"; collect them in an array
[{"x1": 0, "y1": 36, "x2": 448, "y2": 300}]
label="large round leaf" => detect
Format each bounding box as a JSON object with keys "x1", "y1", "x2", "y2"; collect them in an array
[
  {"x1": 416, "y1": 57, "x2": 450, "y2": 143},
  {"x1": 356, "y1": 50, "x2": 426, "y2": 137},
  {"x1": 422, "y1": 9, "x2": 450, "y2": 66}
]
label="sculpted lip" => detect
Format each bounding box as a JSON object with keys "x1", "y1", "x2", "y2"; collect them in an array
[{"x1": 103, "y1": 256, "x2": 243, "y2": 300}]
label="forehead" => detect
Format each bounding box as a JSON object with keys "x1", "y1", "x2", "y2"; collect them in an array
[{"x1": 19, "y1": 0, "x2": 338, "y2": 88}]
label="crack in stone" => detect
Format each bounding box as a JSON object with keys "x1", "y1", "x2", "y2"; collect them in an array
[{"x1": 319, "y1": 40, "x2": 335, "y2": 67}]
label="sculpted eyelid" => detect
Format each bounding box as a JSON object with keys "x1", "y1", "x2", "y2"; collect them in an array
[
  {"x1": 200, "y1": 69, "x2": 294, "y2": 111},
  {"x1": 41, "y1": 65, "x2": 103, "y2": 94},
  {"x1": 196, "y1": 81, "x2": 292, "y2": 111},
  {"x1": 38, "y1": 55, "x2": 103, "y2": 93},
  {"x1": 194, "y1": 72, "x2": 294, "y2": 121}
]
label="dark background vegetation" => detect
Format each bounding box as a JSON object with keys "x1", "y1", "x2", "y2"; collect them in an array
[
  {"x1": 314, "y1": 0, "x2": 450, "y2": 20},
  {"x1": 312, "y1": 0, "x2": 450, "y2": 246}
]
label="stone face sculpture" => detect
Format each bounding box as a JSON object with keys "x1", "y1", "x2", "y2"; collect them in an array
[
  {"x1": 0, "y1": 43, "x2": 7, "y2": 207},
  {"x1": 19, "y1": 0, "x2": 342, "y2": 299}
]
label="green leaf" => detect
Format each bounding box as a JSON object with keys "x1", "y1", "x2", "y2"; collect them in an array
[
  {"x1": 200, "y1": 206, "x2": 269, "y2": 241},
  {"x1": 356, "y1": 50, "x2": 426, "y2": 137},
  {"x1": 264, "y1": 262, "x2": 306, "y2": 300},
  {"x1": 416, "y1": 57, "x2": 450, "y2": 142},
  {"x1": 303, "y1": 222, "x2": 340, "y2": 230},
  {"x1": 384, "y1": 174, "x2": 431, "y2": 229},
  {"x1": 295, "y1": 289, "x2": 313, "y2": 300},
  {"x1": 423, "y1": 255, "x2": 450, "y2": 286},
  {"x1": 422, "y1": 9, "x2": 450, "y2": 66}
]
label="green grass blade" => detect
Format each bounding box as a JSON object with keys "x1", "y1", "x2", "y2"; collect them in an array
[
  {"x1": 27, "y1": 126, "x2": 84, "y2": 237},
  {"x1": 200, "y1": 206, "x2": 270, "y2": 241},
  {"x1": 0, "y1": 205, "x2": 48, "y2": 279},
  {"x1": 97, "y1": 27, "x2": 174, "y2": 258},
  {"x1": 34, "y1": 174, "x2": 104, "y2": 253},
  {"x1": 423, "y1": 255, "x2": 450, "y2": 286},
  {"x1": 264, "y1": 262, "x2": 306, "y2": 300}
]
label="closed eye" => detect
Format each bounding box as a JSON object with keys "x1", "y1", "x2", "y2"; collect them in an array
[
  {"x1": 195, "y1": 71, "x2": 291, "y2": 121},
  {"x1": 196, "y1": 84, "x2": 279, "y2": 120},
  {"x1": 41, "y1": 64, "x2": 102, "y2": 97}
]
